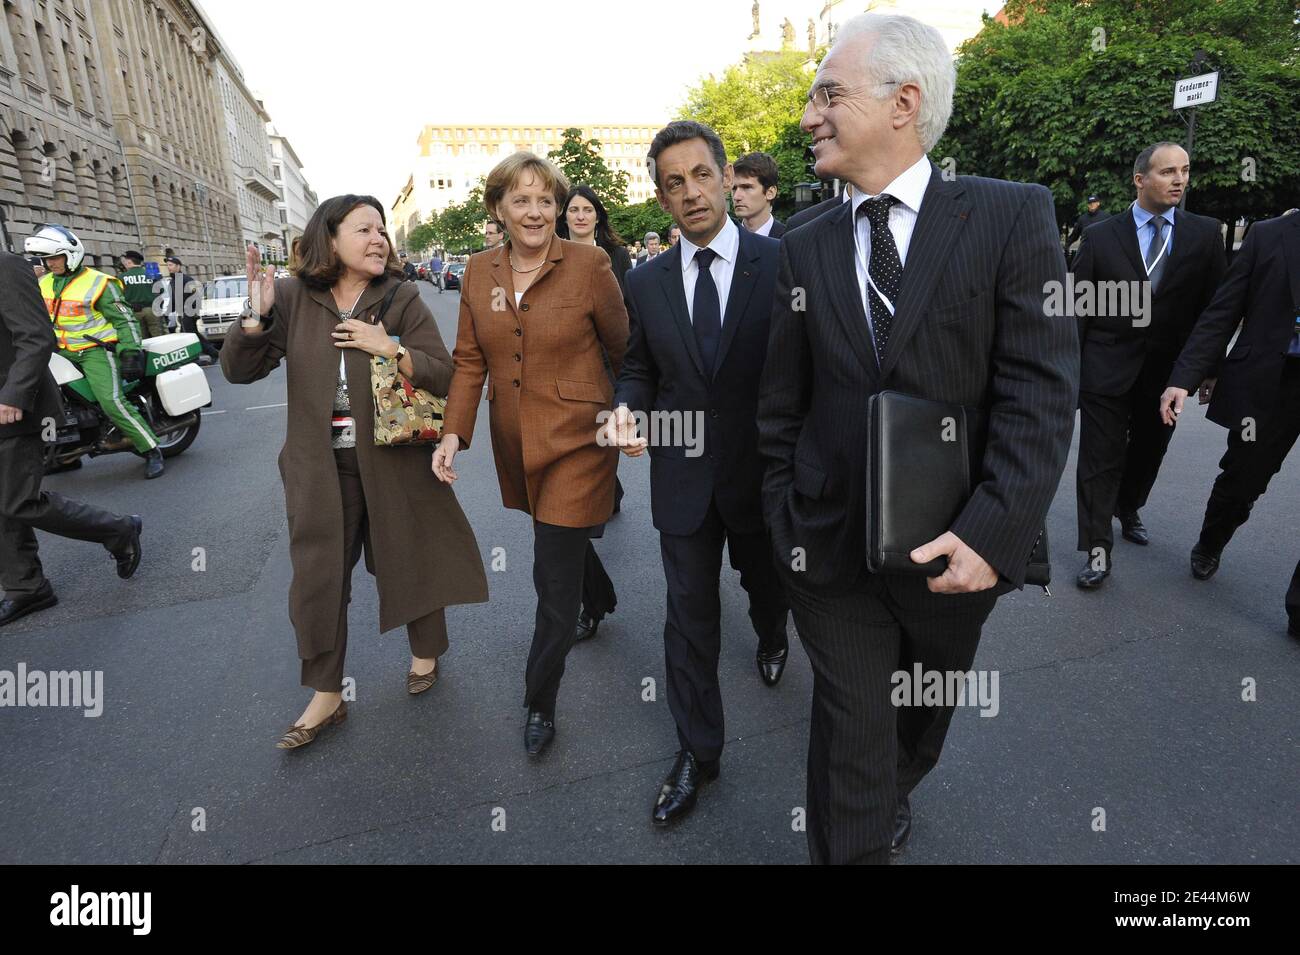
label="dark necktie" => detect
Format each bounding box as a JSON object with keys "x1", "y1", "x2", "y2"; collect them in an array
[
  {"x1": 859, "y1": 194, "x2": 902, "y2": 361},
  {"x1": 692, "y1": 247, "x2": 721, "y2": 376},
  {"x1": 1145, "y1": 215, "x2": 1167, "y2": 294}
]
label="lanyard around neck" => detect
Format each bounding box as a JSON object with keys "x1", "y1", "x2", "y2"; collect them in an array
[
  {"x1": 1135, "y1": 205, "x2": 1172, "y2": 276},
  {"x1": 337, "y1": 286, "x2": 365, "y2": 376}
]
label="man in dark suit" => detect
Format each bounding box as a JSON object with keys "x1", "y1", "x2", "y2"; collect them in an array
[
  {"x1": 634, "y1": 231, "x2": 661, "y2": 267},
  {"x1": 1072, "y1": 142, "x2": 1227, "y2": 588},
  {"x1": 0, "y1": 251, "x2": 143, "y2": 628},
  {"x1": 608, "y1": 120, "x2": 791, "y2": 827},
  {"x1": 1066, "y1": 194, "x2": 1110, "y2": 253},
  {"x1": 757, "y1": 13, "x2": 1078, "y2": 864},
  {"x1": 786, "y1": 188, "x2": 850, "y2": 231},
  {"x1": 731, "y1": 151, "x2": 786, "y2": 238},
  {"x1": 1159, "y1": 211, "x2": 1300, "y2": 637}
]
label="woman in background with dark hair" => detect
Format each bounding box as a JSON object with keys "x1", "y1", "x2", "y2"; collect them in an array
[
  {"x1": 558, "y1": 184, "x2": 632, "y2": 296},
  {"x1": 558, "y1": 184, "x2": 632, "y2": 529},
  {"x1": 222, "y1": 194, "x2": 488, "y2": 749}
]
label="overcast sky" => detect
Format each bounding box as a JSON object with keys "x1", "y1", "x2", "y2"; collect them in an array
[{"x1": 198, "y1": 0, "x2": 996, "y2": 207}]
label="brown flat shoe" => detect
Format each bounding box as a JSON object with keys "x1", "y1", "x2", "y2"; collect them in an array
[
  {"x1": 407, "y1": 661, "x2": 438, "y2": 695},
  {"x1": 275, "y1": 700, "x2": 348, "y2": 749}
]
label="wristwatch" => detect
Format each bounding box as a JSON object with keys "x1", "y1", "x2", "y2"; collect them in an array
[{"x1": 393, "y1": 344, "x2": 408, "y2": 362}]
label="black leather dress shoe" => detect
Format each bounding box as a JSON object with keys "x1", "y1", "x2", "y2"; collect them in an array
[
  {"x1": 110, "y1": 516, "x2": 143, "y2": 580},
  {"x1": 143, "y1": 449, "x2": 165, "y2": 480},
  {"x1": 756, "y1": 643, "x2": 789, "y2": 687},
  {"x1": 652, "y1": 750, "x2": 719, "y2": 827},
  {"x1": 890, "y1": 796, "x2": 912, "y2": 855},
  {"x1": 0, "y1": 584, "x2": 58, "y2": 628},
  {"x1": 1190, "y1": 546, "x2": 1221, "y2": 581},
  {"x1": 1117, "y1": 510, "x2": 1149, "y2": 546},
  {"x1": 1076, "y1": 555, "x2": 1110, "y2": 590},
  {"x1": 524, "y1": 710, "x2": 555, "y2": 756},
  {"x1": 574, "y1": 611, "x2": 599, "y2": 642}
]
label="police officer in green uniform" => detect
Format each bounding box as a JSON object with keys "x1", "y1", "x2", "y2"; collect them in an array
[
  {"x1": 118, "y1": 250, "x2": 165, "y2": 340},
  {"x1": 25, "y1": 225, "x2": 165, "y2": 480}
]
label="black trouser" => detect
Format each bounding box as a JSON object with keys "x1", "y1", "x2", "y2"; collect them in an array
[
  {"x1": 1077, "y1": 355, "x2": 1178, "y2": 554},
  {"x1": 788, "y1": 569, "x2": 995, "y2": 865},
  {"x1": 524, "y1": 520, "x2": 615, "y2": 716},
  {"x1": 0, "y1": 432, "x2": 135, "y2": 599},
  {"x1": 178, "y1": 311, "x2": 220, "y2": 360},
  {"x1": 1197, "y1": 360, "x2": 1300, "y2": 555},
  {"x1": 300, "y1": 448, "x2": 449, "y2": 691},
  {"x1": 659, "y1": 496, "x2": 789, "y2": 762}
]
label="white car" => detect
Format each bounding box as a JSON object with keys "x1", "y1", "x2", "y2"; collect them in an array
[{"x1": 198, "y1": 275, "x2": 247, "y2": 344}]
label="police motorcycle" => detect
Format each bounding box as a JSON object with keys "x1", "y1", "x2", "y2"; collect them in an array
[
  {"x1": 43, "y1": 332, "x2": 212, "y2": 471},
  {"x1": 24, "y1": 225, "x2": 213, "y2": 472}
]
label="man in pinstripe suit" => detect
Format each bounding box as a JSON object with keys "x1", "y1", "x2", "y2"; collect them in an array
[{"x1": 757, "y1": 13, "x2": 1078, "y2": 863}]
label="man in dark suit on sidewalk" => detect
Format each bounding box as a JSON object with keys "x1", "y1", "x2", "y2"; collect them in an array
[
  {"x1": 608, "y1": 120, "x2": 791, "y2": 827},
  {"x1": 1066, "y1": 194, "x2": 1110, "y2": 255},
  {"x1": 1160, "y1": 211, "x2": 1300, "y2": 637},
  {"x1": 757, "y1": 13, "x2": 1078, "y2": 864},
  {"x1": 1072, "y1": 142, "x2": 1226, "y2": 589},
  {"x1": 731, "y1": 151, "x2": 786, "y2": 238},
  {"x1": 786, "y1": 188, "x2": 850, "y2": 231},
  {"x1": 0, "y1": 251, "x2": 143, "y2": 628}
]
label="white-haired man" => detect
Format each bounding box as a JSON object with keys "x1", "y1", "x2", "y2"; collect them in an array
[
  {"x1": 757, "y1": 13, "x2": 1078, "y2": 863},
  {"x1": 635, "y1": 231, "x2": 661, "y2": 267}
]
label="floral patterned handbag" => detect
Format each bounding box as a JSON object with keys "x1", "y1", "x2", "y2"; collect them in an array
[{"x1": 368, "y1": 283, "x2": 445, "y2": 447}]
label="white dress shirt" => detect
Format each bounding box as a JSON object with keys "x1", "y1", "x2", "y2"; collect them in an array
[
  {"x1": 850, "y1": 154, "x2": 931, "y2": 345},
  {"x1": 679, "y1": 215, "x2": 740, "y2": 324},
  {"x1": 750, "y1": 212, "x2": 776, "y2": 237}
]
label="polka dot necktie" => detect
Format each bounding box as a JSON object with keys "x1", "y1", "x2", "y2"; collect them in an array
[{"x1": 858, "y1": 194, "x2": 902, "y2": 362}]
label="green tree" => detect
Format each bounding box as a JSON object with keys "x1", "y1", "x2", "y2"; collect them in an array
[
  {"x1": 680, "y1": 49, "x2": 822, "y2": 217},
  {"x1": 425, "y1": 182, "x2": 487, "y2": 255},
  {"x1": 938, "y1": 0, "x2": 1300, "y2": 249},
  {"x1": 406, "y1": 220, "x2": 438, "y2": 255},
  {"x1": 548, "y1": 127, "x2": 630, "y2": 206},
  {"x1": 608, "y1": 199, "x2": 673, "y2": 248}
]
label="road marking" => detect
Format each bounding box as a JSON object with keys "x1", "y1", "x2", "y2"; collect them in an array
[
  {"x1": 200, "y1": 410, "x2": 227, "y2": 416},
  {"x1": 246, "y1": 403, "x2": 288, "y2": 410}
]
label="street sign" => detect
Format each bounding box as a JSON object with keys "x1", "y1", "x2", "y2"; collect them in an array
[{"x1": 1174, "y1": 71, "x2": 1219, "y2": 109}]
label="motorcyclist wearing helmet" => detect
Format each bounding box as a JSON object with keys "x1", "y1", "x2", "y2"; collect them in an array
[{"x1": 24, "y1": 225, "x2": 164, "y2": 479}]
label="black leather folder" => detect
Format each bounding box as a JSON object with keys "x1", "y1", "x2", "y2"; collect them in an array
[
  {"x1": 865, "y1": 391, "x2": 970, "y2": 575},
  {"x1": 865, "y1": 390, "x2": 1051, "y2": 587}
]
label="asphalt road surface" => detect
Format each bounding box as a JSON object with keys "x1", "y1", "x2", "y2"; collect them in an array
[{"x1": 2, "y1": 281, "x2": 1296, "y2": 864}]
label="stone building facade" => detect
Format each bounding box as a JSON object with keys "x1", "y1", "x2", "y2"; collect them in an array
[
  {"x1": 0, "y1": 0, "x2": 290, "y2": 281},
  {"x1": 268, "y1": 122, "x2": 316, "y2": 261},
  {"x1": 214, "y1": 55, "x2": 279, "y2": 262}
]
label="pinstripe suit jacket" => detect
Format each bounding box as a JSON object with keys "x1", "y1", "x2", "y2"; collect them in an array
[{"x1": 757, "y1": 163, "x2": 1079, "y2": 592}]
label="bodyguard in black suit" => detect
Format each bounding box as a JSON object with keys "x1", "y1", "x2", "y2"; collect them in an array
[
  {"x1": 608, "y1": 121, "x2": 790, "y2": 827},
  {"x1": 0, "y1": 251, "x2": 143, "y2": 628},
  {"x1": 1072, "y1": 142, "x2": 1226, "y2": 588},
  {"x1": 1066, "y1": 195, "x2": 1111, "y2": 252},
  {"x1": 786, "y1": 191, "x2": 849, "y2": 231},
  {"x1": 731, "y1": 152, "x2": 786, "y2": 238},
  {"x1": 757, "y1": 15, "x2": 1077, "y2": 864},
  {"x1": 1159, "y1": 211, "x2": 1300, "y2": 635}
]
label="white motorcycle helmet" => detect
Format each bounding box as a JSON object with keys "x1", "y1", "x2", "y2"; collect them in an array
[{"x1": 25, "y1": 224, "x2": 86, "y2": 272}]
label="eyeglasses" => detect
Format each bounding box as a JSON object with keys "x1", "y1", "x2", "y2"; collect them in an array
[{"x1": 807, "y1": 81, "x2": 900, "y2": 111}]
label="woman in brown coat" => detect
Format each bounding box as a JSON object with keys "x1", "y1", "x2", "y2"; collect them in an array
[
  {"x1": 223, "y1": 194, "x2": 488, "y2": 749},
  {"x1": 433, "y1": 153, "x2": 628, "y2": 756}
]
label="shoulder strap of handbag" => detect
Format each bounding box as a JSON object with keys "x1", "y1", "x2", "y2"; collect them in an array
[{"x1": 370, "y1": 281, "x2": 402, "y2": 327}]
